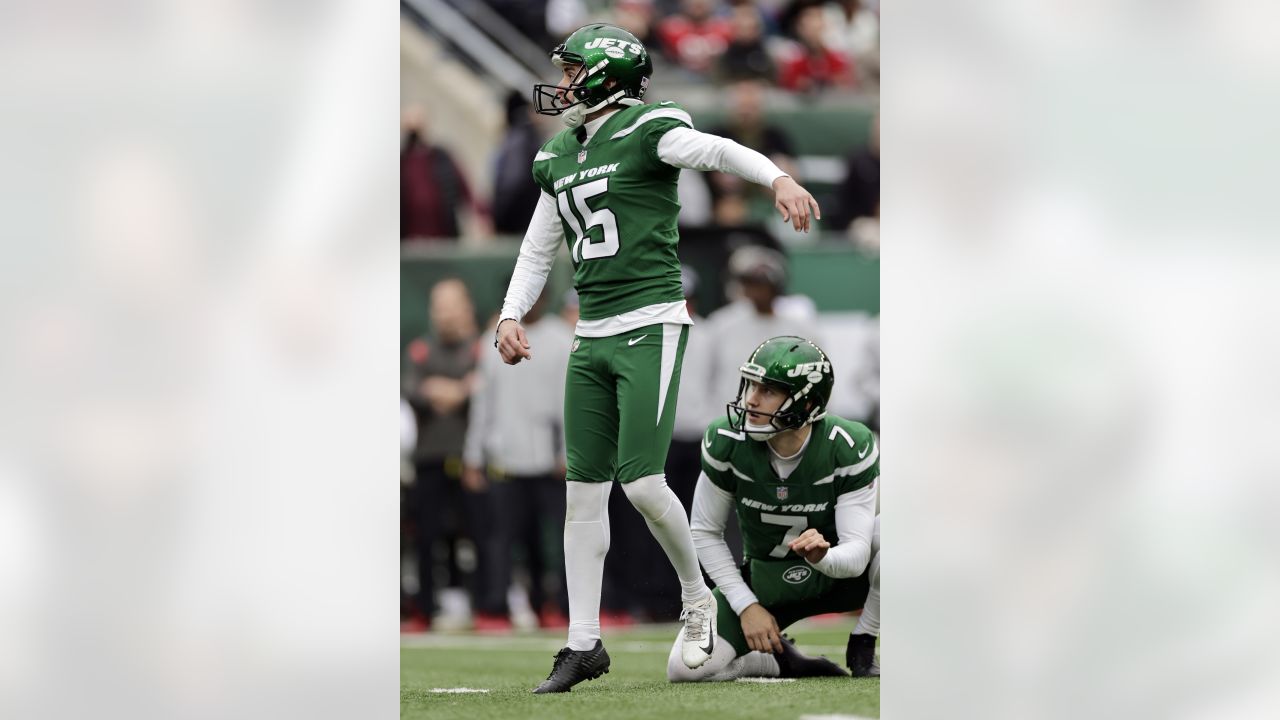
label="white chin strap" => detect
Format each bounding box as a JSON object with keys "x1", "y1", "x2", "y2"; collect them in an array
[{"x1": 562, "y1": 93, "x2": 639, "y2": 128}]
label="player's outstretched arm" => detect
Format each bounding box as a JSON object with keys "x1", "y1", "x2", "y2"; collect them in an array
[{"x1": 655, "y1": 126, "x2": 820, "y2": 233}]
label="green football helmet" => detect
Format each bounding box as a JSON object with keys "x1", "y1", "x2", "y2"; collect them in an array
[
  {"x1": 533, "y1": 24, "x2": 653, "y2": 128},
  {"x1": 727, "y1": 336, "x2": 834, "y2": 440}
]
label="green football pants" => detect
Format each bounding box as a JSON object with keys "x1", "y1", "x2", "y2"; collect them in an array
[
  {"x1": 563, "y1": 322, "x2": 689, "y2": 484},
  {"x1": 713, "y1": 557, "x2": 871, "y2": 657}
]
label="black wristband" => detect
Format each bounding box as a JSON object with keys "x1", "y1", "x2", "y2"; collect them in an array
[{"x1": 493, "y1": 318, "x2": 514, "y2": 348}]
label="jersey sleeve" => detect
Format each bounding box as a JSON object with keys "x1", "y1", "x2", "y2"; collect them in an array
[
  {"x1": 629, "y1": 102, "x2": 695, "y2": 170},
  {"x1": 699, "y1": 418, "x2": 742, "y2": 494},
  {"x1": 531, "y1": 149, "x2": 555, "y2": 195},
  {"x1": 830, "y1": 420, "x2": 880, "y2": 496},
  {"x1": 531, "y1": 132, "x2": 570, "y2": 194}
]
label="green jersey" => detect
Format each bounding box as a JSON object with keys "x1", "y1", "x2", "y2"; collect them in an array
[
  {"x1": 700, "y1": 415, "x2": 879, "y2": 562},
  {"x1": 532, "y1": 102, "x2": 692, "y2": 321}
]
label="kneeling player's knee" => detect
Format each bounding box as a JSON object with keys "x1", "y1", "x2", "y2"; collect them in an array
[{"x1": 622, "y1": 474, "x2": 674, "y2": 523}]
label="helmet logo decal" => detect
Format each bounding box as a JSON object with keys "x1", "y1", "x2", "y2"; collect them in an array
[
  {"x1": 639, "y1": 76, "x2": 649, "y2": 98},
  {"x1": 604, "y1": 46, "x2": 625, "y2": 58},
  {"x1": 583, "y1": 37, "x2": 644, "y2": 55},
  {"x1": 787, "y1": 361, "x2": 830, "y2": 378}
]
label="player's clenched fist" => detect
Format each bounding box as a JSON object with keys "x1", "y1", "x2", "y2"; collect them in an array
[
  {"x1": 495, "y1": 318, "x2": 533, "y2": 365},
  {"x1": 788, "y1": 528, "x2": 831, "y2": 564},
  {"x1": 740, "y1": 603, "x2": 784, "y2": 654}
]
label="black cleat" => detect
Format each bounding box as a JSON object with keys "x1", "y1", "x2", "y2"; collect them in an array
[
  {"x1": 846, "y1": 632, "x2": 879, "y2": 677},
  {"x1": 774, "y1": 634, "x2": 850, "y2": 678},
  {"x1": 532, "y1": 640, "x2": 611, "y2": 693}
]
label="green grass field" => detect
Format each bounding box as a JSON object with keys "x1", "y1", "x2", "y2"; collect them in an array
[{"x1": 401, "y1": 620, "x2": 878, "y2": 720}]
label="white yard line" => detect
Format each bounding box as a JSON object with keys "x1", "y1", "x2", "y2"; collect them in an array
[
  {"x1": 429, "y1": 688, "x2": 490, "y2": 694},
  {"x1": 798, "y1": 715, "x2": 875, "y2": 720},
  {"x1": 736, "y1": 677, "x2": 797, "y2": 683}
]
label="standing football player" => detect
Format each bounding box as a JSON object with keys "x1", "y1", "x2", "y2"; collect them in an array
[
  {"x1": 493, "y1": 24, "x2": 822, "y2": 693},
  {"x1": 666, "y1": 335, "x2": 880, "y2": 683}
]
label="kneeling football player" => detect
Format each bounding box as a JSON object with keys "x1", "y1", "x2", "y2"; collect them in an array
[{"x1": 666, "y1": 336, "x2": 880, "y2": 682}]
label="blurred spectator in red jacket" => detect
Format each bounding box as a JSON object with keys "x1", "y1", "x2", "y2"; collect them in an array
[
  {"x1": 777, "y1": 0, "x2": 856, "y2": 93},
  {"x1": 401, "y1": 105, "x2": 490, "y2": 241},
  {"x1": 657, "y1": 0, "x2": 732, "y2": 76},
  {"x1": 824, "y1": 0, "x2": 879, "y2": 88}
]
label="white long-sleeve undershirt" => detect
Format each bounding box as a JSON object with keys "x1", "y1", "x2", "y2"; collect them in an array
[
  {"x1": 807, "y1": 481, "x2": 877, "y2": 579},
  {"x1": 499, "y1": 190, "x2": 562, "y2": 327},
  {"x1": 690, "y1": 471, "x2": 878, "y2": 615},
  {"x1": 499, "y1": 119, "x2": 788, "y2": 326},
  {"x1": 691, "y1": 473, "x2": 760, "y2": 614},
  {"x1": 655, "y1": 127, "x2": 789, "y2": 188}
]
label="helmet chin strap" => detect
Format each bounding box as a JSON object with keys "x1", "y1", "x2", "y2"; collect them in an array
[
  {"x1": 562, "y1": 93, "x2": 640, "y2": 128},
  {"x1": 745, "y1": 421, "x2": 781, "y2": 441}
]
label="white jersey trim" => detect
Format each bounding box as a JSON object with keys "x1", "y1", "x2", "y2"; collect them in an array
[
  {"x1": 575, "y1": 300, "x2": 692, "y2": 338},
  {"x1": 610, "y1": 108, "x2": 694, "y2": 139},
  {"x1": 656, "y1": 323, "x2": 681, "y2": 426},
  {"x1": 812, "y1": 444, "x2": 879, "y2": 485},
  {"x1": 701, "y1": 444, "x2": 754, "y2": 483},
  {"x1": 534, "y1": 151, "x2": 556, "y2": 161}
]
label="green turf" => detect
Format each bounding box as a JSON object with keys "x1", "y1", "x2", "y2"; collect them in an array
[{"x1": 401, "y1": 621, "x2": 878, "y2": 720}]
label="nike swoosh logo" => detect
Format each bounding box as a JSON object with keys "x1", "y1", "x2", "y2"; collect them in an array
[
  {"x1": 704, "y1": 436, "x2": 713, "y2": 449},
  {"x1": 628, "y1": 335, "x2": 647, "y2": 346},
  {"x1": 858, "y1": 443, "x2": 871, "y2": 459},
  {"x1": 700, "y1": 635, "x2": 714, "y2": 656}
]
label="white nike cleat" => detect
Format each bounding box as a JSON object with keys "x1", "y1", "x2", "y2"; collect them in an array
[{"x1": 679, "y1": 593, "x2": 717, "y2": 669}]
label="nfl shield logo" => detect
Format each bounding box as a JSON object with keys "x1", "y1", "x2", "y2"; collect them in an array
[
  {"x1": 776, "y1": 486, "x2": 789, "y2": 501},
  {"x1": 577, "y1": 149, "x2": 587, "y2": 163}
]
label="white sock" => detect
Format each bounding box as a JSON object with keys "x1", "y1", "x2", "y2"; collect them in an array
[
  {"x1": 622, "y1": 474, "x2": 711, "y2": 604},
  {"x1": 667, "y1": 633, "x2": 780, "y2": 682},
  {"x1": 730, "y1": 651, "x2": 781, "y2": 678},
  {"x1": 564, "y1": 481, "x2": 612, "y2": 651},
  {"x1": 854, "y1": 514, "x2": 880, "y2": 636}
]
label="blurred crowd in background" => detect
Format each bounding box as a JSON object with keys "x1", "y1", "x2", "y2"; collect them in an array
[{"x1": 400, "y1": 0, "x2": 879, "y2": 632}]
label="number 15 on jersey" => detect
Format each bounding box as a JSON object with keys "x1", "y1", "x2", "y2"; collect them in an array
[{"x1": 557, "y1": 178, "x2": 620, "y2": 263}]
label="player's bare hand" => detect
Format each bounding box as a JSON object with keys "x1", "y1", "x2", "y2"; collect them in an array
[
  {"x1": 496, "y1": 319, "x2": 533, "y2": 365},
  {"x1": 772, "y1": 176, "x2": 821, "y2": 233},
  {"x1": 788, "y1": 528, "x2": 831, "y2": 563},
  {"x1": 740, "y1": 603, "x2": 784, "y2": 654}
]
